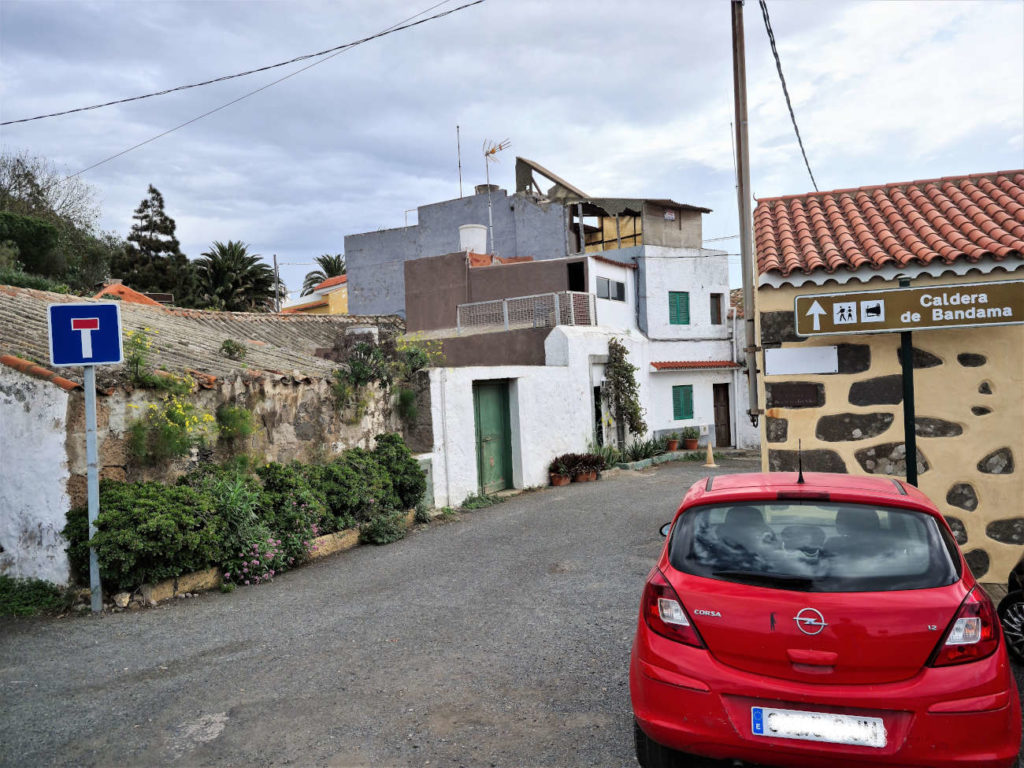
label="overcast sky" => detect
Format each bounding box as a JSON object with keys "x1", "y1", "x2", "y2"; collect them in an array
[{"x1": 2, "y1": 0, "x2": 1022, "y2": 296}]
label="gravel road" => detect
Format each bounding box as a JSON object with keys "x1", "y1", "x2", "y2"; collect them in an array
[{"x1": 2, "y1": 455, "x2": 1020, "y2": 768}]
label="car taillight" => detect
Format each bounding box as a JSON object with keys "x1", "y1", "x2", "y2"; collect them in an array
[
  {"x1": 929, "y1": 588, "x2": 1000, "y2": 667},
  {"x1": 641, "y1": 569, "x2": 704, "y2": 648}
]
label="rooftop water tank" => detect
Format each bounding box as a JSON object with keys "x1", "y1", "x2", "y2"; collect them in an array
[{"x1": 459, "y1": 224, "x2": 487, "y2": 254}]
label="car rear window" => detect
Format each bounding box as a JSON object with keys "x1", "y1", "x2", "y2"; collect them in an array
[{"x1": 668, "y1": 501, "x2": 959, "y2": 592}]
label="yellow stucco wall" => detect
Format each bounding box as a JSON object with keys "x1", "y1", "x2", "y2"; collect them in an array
[
  {"x1": 327, "y1": 286, "x2": 348, "y2": 314},
  {"x1": 757, "y1": 270, "x2": 1023, "y2": 582}
]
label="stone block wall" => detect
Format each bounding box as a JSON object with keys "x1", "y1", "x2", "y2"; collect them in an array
[
  {"x1": 758, "y1": 273, "x2": 1023, "y2": 581},
  {"x1": 63, "y1": 373, "x2": 407, "y2": 504}
]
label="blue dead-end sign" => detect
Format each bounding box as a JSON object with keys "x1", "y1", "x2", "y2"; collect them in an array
[{"x1": 47, "y1": 303, "x2": 124, "y2": 367}]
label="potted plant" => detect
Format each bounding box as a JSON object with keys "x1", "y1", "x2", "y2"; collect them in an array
[
  {"x1": 549, "y1": 456, "x2": 572, "y2": 486},
  {"x1": 681, "y1": 426, "x2": 699, "y2": 450},
  {"x1": 574, "y1": 453, "x2": 602, "y2": 482},
  {"x1": 665, "y1": 432, "x2": 680, "y2": 452}
]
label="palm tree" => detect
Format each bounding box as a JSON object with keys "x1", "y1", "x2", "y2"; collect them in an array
[
  {"x1": 195, "y1": 240, "x2": 280, "y2": 312},
  {"x1": 301, "y1": 253, "x2": 346, "y2": 296}
]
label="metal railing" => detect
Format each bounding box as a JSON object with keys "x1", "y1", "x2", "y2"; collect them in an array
[{"x1": 456, "y1": 291, "x2": 597, "y2": 335}]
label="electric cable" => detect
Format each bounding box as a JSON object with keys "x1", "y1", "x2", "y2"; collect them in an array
[
  {"x1": 67, "y1": 0, "x2": 482, "y2": 177},
  {"x1": 758, "y1": 0, "x2": 818, "y2": 191},
  {"x1": 2, "y1": 0, "x2": 471, "y2": 126}
]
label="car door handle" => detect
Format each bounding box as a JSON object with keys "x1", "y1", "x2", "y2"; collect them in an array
[{"x1": 786, "y1": 649, "x2": 838, "y2": 666}]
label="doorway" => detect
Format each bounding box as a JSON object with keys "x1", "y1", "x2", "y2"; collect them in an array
[
  {"x1": 473, "y1": 380, "x2": 513, "y2": 494},
  {"x1": 713, "y1": 383, "x2": 732, "y2": 447},
  {"x1": 567, "y1": 261, "x2": 586, "y2": 292}
]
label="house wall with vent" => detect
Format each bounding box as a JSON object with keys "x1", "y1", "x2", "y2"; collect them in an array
[{"x1": 757, "y1": 269, "x2": 1024, "y2": 581}]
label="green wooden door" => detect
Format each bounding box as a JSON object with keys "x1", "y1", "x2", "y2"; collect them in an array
[{"x1": 473, "y1": 380, "x2": 512, "y2": 494}]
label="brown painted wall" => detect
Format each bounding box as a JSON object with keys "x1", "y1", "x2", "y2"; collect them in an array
[
  {"x1": 440, "y1": 327, "x2": 550, "y2": 367},
  {"x1": 405, "y1": 253, "x2": 589, "y2": 332},
  {"x1": 643, "y1": 204, "x2": 702, "y2": 248},
  {"x1": 406, "y1": 252, "x2": 469, "y2": 332}
]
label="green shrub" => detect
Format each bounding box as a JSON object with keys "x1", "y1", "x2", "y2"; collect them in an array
[
  {"x1": 219, "y1": 339, "x2": 247, "y2": 361},
  {"x1": 126, "y1": 393, "x2": 215, "y2": 465},
  {"x1": 311, "y1": 448, "x2": 399, "y2": 530},
  {"x1": 460, "y1": 492, "x2": 501, "y2": 510},
  {"x1": 255, "y1": 462, "x2": 325, "y2": 563},
  {"x1": 0, "y1": 575, "x2": 72, "y2": 617},
  {"x1": 395, "y1": 386, "x2": 417, "y2": 422},
  {"x1": 358, "y1": 511, "x2": 408, "y2": 545},
  {"x1": 373, "y1": 433, "x2": 425, "y2": 510},
  {"x1": 216, "y1": 404, "x2": 256, "y2": 441},
  {"x1": 414, "y1": 501, "x2": 432, "y2": 524},
  {"x1": 64, "y1": 480, "x2": 223, "y2": 592},
  {"x1": 0, "y1": 266, "x2": 69, "y2": 293}
]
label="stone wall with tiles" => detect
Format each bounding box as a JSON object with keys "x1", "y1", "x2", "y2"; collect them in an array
[
  {"x1": 757, "y1": 271, "x2": 1023, "y2": 581},
  {"x1": 1, "y1": 366, "x2": 410, "y2": 584},
  {"x1": 63, "y1": 373, "x2": 406, "y2": 501}
]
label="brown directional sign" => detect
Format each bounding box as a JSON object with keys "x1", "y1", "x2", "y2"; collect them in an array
[{"x1": 793, "y1": 279, "x2": 1024, "y2": 337}]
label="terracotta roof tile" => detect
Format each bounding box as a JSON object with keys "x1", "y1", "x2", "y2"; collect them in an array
[
  {"x1": 755, "y1": 170, "x2": 1024, "y2": 278},
  {"x1": 589, "y1": 253, "x2": 637, "y2": 270},
  {"x1": 313, "y1": 275, "x2": 348, "y2": 290},
  {"x1": 92, "y1": 283, "x2": 164, "y2": 307},
  {"x1": 651, "y1": 360, "x2": 739, "y2": 371},
  {"x1": 0, "y1": 285, "x2": 401, "y2": 390},
  {"x1": 0, "y1": 354, "x2": 82, "y2": 391}
]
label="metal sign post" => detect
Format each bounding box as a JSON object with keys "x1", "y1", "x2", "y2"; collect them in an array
[
  {"x1": 47, "y1": 303, "x2": 123, "y2": 614},
  {"x1": 794, "y1": 279, "x2": 1024, "y2": 487}
]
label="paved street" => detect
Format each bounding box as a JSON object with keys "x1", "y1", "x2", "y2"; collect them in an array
[{"x1": 1, "y1": 456, "x2": 1021, "y2": 768}]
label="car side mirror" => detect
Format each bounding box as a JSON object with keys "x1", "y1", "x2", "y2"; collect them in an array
[{"x1": 659, "y1": 522, "x2": 672, "y2": 538}]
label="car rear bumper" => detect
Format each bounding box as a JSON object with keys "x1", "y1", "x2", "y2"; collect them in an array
[{"x1": 630, "y1": 636, "x2": 1022, "y2": 768}]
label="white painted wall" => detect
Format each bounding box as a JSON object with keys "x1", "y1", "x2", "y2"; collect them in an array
[
  {"x1": 642, "y1": 246, "x2": 731, "y2": 341},
  {"x1": 429, "y1": 363, "x2": 589, "y2": 508},
  {"x1": 588, "y1": 258, "x2": 637, "y2": 332},
  {"x1": 0, "y1": 368, "x2": 71, "y2": 584}
]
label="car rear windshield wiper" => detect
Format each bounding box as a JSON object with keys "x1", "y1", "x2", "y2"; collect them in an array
[{"x1": 712, "y1": 570, "x2": 815, "y2": 590}]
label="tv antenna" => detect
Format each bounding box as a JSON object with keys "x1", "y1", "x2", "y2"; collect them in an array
[{"x1": 483, "y1": 138, "x2": 510, "y2": 255}]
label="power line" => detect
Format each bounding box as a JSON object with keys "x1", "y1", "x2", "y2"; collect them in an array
[
  {"x1": 758, "y1": 0, "x2": 818, "y2": 192},
  {"x1": 69, "y1": 1, "x2": 482, "y2": 177},
  {"x1": 2, "y1": 0, "x2": 470, "y2": 127}
]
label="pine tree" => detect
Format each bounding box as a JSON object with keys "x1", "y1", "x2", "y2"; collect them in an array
[{"x1": 110, "y1": 185, "x2": 199, "y2": 304}]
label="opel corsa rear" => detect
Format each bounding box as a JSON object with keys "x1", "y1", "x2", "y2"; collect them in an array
[{"x1": 630, "y1": 472, "x2": 1021, "y2": 768}]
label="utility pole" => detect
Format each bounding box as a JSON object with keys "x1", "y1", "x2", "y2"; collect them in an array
[
  {"x1": 272, "y1": 253, "x2": 280, "y2": 311},
  {"x1": 732, "y1": 0, "x2": 761, "y2": 427}
]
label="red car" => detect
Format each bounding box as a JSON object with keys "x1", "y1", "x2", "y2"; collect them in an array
[{"x1": 630, "y1": 472, "x2": 1021, "y2": 768}]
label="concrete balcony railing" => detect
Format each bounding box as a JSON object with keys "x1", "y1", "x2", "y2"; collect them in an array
[{"x1": 456, "y1": 291, "x2": 597, "y2": 335}]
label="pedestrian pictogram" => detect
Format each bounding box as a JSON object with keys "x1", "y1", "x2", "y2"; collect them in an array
[
  {"x1": 794, "y1": 279, "x2": 1024, "y2": 337},
  {"x1": 47, "y1": 303, "x2": 123, "y2": 367}
]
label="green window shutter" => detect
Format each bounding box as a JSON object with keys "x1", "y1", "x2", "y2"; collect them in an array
[
  {"x1": 669, "y1": 292, "x2": 690, "y2": 325},
  {"x1": 672, "y1": 385, "x2": 693, "y2": 420}
]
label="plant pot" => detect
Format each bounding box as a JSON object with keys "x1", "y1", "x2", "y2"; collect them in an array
[
  {"x1": 573, "y1": 470, "x2": 597, "y2": 482},
  {"x1": 683, "y1": 438, "x2": 699, "y2": 450},
  {"x1": 666, "y1": 440, "x2": 679, "y2": 451},
  {"x1": 550, "y1": 473, "x2": 571, "y2": 487}
]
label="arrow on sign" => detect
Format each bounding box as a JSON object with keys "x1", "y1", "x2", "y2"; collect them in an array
[{"x1": 806, "y1": 300, "x2": 826, "y2": 331}]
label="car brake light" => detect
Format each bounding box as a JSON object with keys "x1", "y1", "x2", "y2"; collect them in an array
[
  {"x1": 641, "y1": 569, "x2": 704, "y2": 648},
  {"x1": 776, "y1": 491, "x2": 830, "y2": 500},
  {"x1": 929, "y1": 588, "x2": 1000, "y2": 667}
]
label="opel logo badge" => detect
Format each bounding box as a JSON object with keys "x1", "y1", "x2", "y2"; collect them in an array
[{"x1": 794, "y1": 608, "x2": 827, "y2": 635}]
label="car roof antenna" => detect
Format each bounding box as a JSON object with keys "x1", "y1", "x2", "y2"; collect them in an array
[{"x1": 797, "y1": 439, "x2": 806, "y2": 484}]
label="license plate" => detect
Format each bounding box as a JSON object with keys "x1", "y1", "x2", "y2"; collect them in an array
[{"x1": 751, "y1": 706, "x2": 886, "y2": 748}]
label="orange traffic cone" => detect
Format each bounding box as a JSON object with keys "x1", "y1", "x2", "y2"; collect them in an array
[{"x1": 703, "y1": 442, "x2": 718, "y2": 468}]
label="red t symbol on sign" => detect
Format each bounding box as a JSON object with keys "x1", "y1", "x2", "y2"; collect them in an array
[{"x1": 71, "y1": 317, "x2": 100, "y2": 358}]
